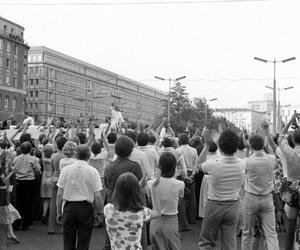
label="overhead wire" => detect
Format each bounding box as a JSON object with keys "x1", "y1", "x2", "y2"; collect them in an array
[{"x1": 0, "y1": 0, "x2": 270, "y2": 6}]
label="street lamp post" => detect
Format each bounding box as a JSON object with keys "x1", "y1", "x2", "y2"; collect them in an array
[
  {"x1": 205, "y1": 98, "x2": 217, "y2": 124},
  {"x1": 265, "y1": 85, "x2": 293, "y2": 132},
  {"x1": 154, "y1": 75, "x2": 186, "y2": 125},
  {"x1": 254, "y1": 56, "x2": 296, "y2": 133}
]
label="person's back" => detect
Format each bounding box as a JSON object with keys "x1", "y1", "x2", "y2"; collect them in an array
[
  {"x1": 149, "y1": 152, "x2": 183, "y2": 250},
  {"x1": 242, "y1": 134, "x2": 279, "y2": 250},
  {"x1": 204, "y1": 157, "x2": 244, "y2": 201},
  {"x1": 104, "y1": 136, "x2": 143, "y2": 201},
  {"x1": 245, "y1": 152, "x2": 275, "y2": 195}
]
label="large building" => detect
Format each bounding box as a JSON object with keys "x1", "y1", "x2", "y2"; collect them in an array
[
  {"x1": 0, "y1": 16, "x2": 29, "y2": 121},
  {"x1": 27, "y1": 46, "x2": 167, "y2": 125},
  {"x1": 214, "y1": 108, "x2": 267, "y2": 133}
]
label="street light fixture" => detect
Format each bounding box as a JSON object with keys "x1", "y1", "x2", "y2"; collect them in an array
[
  {"x1": 265, "y1": 85, "x2": 294, "y2": 132},
  {"x1": 154, "y1": 75, "x2": 186, "y2": 125},
  {"x1": 205, "y1": 98, "x2": 217, "y2": 124},
  {"x1": 254, "y1": 56, "x2": 296, "y2": 133}
]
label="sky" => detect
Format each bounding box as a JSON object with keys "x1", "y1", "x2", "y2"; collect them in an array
[{"x1": 0, "y1": 0, "x2": 299, "y2": 109}]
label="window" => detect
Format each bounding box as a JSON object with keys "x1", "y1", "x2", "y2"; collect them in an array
[
  {"x1": 11, "y1": 98, "x2": 16, "y2": 110},
  {"x1": 30, "y1": 79, "x2": 34, "y2": 86},
  {"x1": 4, "y1": 96, "x2": 9, "y2": 110},
  {"x1": 7, "y1": 42, "x2": 11, "y2": 53},
  {"x1": 35, "y1": 103, "x2": 38, "y2": 110},
  {"x1": 5, "y1": 76, "x2": 9, "y2": 85},
  {"x1": 0, "y1": 38, "x2": 2, "y2": 50},
  {"x1": 35, "y1": 91, "x2": 38, "y2": 98},
  {"x1": 11, "y1": 28, "x2": 14, "y2": 34},
  {"x1": 6, "y1": 58, "x2": 9, "y2": 68},
  {"x1": 35, "y1": 79, "x2": 39, "y2": 86},
  {"x1": 30, "y1": 91, "x2": 33, "y2": 98},
  {"x1": 4, "y1": 25, "x2": 7, "y2": 33},
  {"x1": 13, "y1": 60, "x2": 17, "y2": 71},
  {"x1": 13, "y1": 77, "x2": 17, "y2": 87},
  {"x1": 29, "y1": 103, "x2": 33, "y2": 109}
]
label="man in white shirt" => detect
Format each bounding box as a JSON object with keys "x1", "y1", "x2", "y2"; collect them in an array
[
  {"x1": 56, "y1": 145, "x2": 103, "y2": 250},
  {"x1": 137, "y1": 132, "x2": 159, "y2": 178},
  {"x1": 199, "y1": 129, "x2": 244, "y2": 250},
  {"x1": 242, "y1": 135, "x2": 279, "y2": 250}
]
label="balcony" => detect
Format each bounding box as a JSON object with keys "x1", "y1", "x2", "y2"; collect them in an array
[{"x1": 0, "y1": 30, "x2": 25, "y2": 44}]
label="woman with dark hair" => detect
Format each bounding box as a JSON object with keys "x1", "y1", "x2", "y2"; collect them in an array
[
  {"x1": 149, "y1": 152, "x2": 184, "y2": 250},
  {"x1": 104, "y1": 172, "x2": 161, "y2": 250},
  {"x1": 12, "y1": 142, "x2": 41, "y2": 231}
]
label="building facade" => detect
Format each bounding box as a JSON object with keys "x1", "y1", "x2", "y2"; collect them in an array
[
  {"x1": 214, "y1": 108, "x2": 266, "y2": 133},
  {"x1": 27, "y1": 46, "x2": 167, "y2": 125},
  {"x1": 0, "y1": 16, "x2": 29, "y2": 122}
]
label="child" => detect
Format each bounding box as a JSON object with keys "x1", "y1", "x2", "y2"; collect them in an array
[
  {"x1": 0, "y1": 151, "x2": 21, "y2": 249},
  {"x1": 104, "y1": 172, "x2": 161, "y2": 250},
  {"x1": 40, "y1": 144, "x2": 54, "y2": 224},
  {"x1": 89, "y1": 141, "x2": 107, "y2": 227}
]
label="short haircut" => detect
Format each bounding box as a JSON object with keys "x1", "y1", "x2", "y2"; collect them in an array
[
  {"x1": 75, "y1": 145, "x2": 91, "y2": 161},
  {"x1": 43, "y1": 144, "x2": 54, "y2": 158},
  {"x1": 293, "y1": 129, "x2": 300, "y2": 145},
  {"x1": 136, "y1": 132, "x2": 149, "y2": 147},
  {"x1": 208, "y1": 142, "x2": 218, "y2": 153},
  {"x1": 124, "y1": 131, "x2": 137, "y2": 143},
  {"x1": 56, "y1": 136, "x2": 68, "y2": 151},
  {"x1": 112, "y1": 172, "x2": 143, "y2": 212},
  {"x1": 249, "y1": 134, "x2": 265, "y2": 151},
  {"x1": 20, "y1": 141, "x2": 32, "y2": 154},
  {"x1": 63, "y1": 141, "x2": 77, "y2": 158},
  {"x1": 115, "y1": 136, "x2": 134, "y2": 158},
  {"x1": 42, "y1": 137, "x2": 50, "y2": 146},
  {"x1": 218, "y1": 129, "x2": 238, "y2": 156},
  {"x1": 39, "y1": 134, "x2": 46, "y2": 144},
  {"x1": 19, "y1": 133, "x2": 32, "y2": 145},
  {"x1": 161, "y1": 137, "x2": 174, "y2": 148},
  {"x1": 237, "y1": 136, "x2": 245, "y2": 150},
  {"x1": 107, "y1": 132, "x2": 117, "y2": 144},
  {"x1": 178, "y1": 133, "x2": 189, "y2": 145},
  {"x1": 159, "y1": 152, "x2": 176, "y2": 178},
  {"x1": 148, "y1": 134, "x2": 156, "y2": 144},
  {"x1": 91, "y1": 141, "x2": 102, "y2": 155},
  {"x1": 76, "y1": 132, "x2": 87, "y2": 145}
]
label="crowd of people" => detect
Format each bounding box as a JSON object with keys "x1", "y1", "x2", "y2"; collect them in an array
[{"x1": 0, "y1": 109, "x2": 300, "y2": 250}]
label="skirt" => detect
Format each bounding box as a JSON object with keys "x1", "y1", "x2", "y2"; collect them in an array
[{"x1": 0, "y1": 204, "x2": 21, "y2": 224}]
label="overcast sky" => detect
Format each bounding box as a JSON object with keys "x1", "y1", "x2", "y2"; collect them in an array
[{"x1": 1, "y1": 0, "x2": 299, "y2": 109}]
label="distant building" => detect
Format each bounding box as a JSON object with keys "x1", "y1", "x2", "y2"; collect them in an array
[
  {"x1": 0, "y1": 16, "x2": 29, "y2": 122},
  {"x1": 214, "y1": 108, "x2": 266, "y2": 133},
  {"x1": 27, "y1": 46, "x2": 167, "y2": 124}
]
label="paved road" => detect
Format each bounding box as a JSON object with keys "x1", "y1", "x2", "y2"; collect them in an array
[{"x1": 7, "y1": 221, "x2": 285, "y2": 250}]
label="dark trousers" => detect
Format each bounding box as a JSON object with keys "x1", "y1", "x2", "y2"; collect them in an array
[
  {"x1": 185, "y1": 173, "x2": 196, "y2": 224},
  {"x1": 194, "y1": 172, "x2": 204, "y2": 217},
  {"x1": 15, "y1": 179, "x2": 35, "y2": 230},
  {"x1": 63, "y1": 201, "x2": 94, "y2": 250}
]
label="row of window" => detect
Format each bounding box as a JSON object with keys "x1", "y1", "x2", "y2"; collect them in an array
[{"x1": 0, "y1": 95, "x2": 17, "y2": 111}]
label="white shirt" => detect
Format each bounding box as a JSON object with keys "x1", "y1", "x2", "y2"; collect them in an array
[
  {"x1": 148, "y1": 177, "x2": 184, "y2": 215},
  {"x1": 59, "y1": 158, "x2": 76, "y2": 171},
  {"x1": 130, "y1": 148, "x2": 154, "y2": 179},
  {"x1": 137, "y1": 145, "x2": 159, "y2": 178},
  {"x1": 176, "y1": 145, "x2": 198, "y2": 173},
  {"x1": 202, "y1": 156, "x2": 245, "y2": 201},
  {"x1": 57, "y1": 160, "x2": 102, "y2": 203}
]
